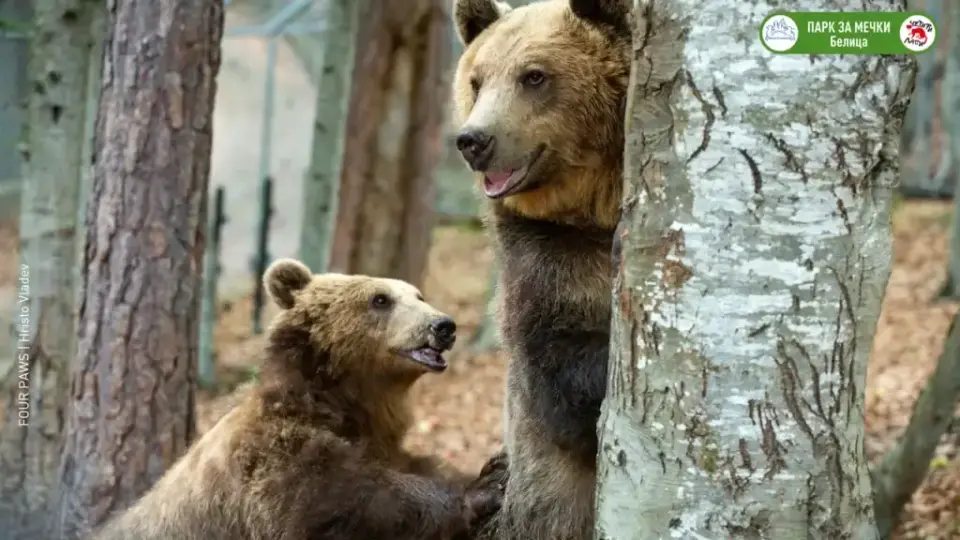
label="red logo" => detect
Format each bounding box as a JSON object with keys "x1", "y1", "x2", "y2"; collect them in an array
[
  {"x1": 908, "y1": 24, "x2": 928, "y2": 43},
  {"x1": 901, "y1": 16, "x2": 936, "y2": 52}
]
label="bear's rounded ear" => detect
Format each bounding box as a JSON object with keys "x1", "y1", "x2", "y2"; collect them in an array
[
  {"x1": 454, "y1": 0, "x2": 512, "y2": 45},
  {"x1": 569, "y1": 0, "x2": 631, "y2": 40},
  {"x1": 264, "y1": 258, "x2": 313, "y2": 310}
]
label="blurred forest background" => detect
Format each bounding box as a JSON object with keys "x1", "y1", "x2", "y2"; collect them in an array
[{"x1": 0, "y1": 0, "x2": 959, "y2": 538}]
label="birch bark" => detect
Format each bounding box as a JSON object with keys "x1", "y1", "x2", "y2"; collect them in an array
[{"x1": 595, "y1": 1, "x2": 915, "y2": 538}]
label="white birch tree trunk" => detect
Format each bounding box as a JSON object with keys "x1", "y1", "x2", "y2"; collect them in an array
[
  {"x1": 595, "y1": 1, "x2": 916, "y2": 538},
  {"x1": 0, "y1": 1, "x2": 103, "y2": 536}
]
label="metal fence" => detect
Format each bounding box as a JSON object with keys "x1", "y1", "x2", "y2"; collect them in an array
[
  {"x1": 197, "y1": 0, "x2": 333, "y2": 387},
  {"x1": 200, "y1": 0, "x2": 485, "y2": 387}
]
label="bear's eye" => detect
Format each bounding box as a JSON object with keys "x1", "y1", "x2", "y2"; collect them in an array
[
  {"x1": 520, "y1": 70, "x2": 547, "y2": 88},
  {"x1": 469, "y1": 77, "x2": 481, "y2": 97},
  {"x1": 370, "y1": 294, "x2": 393, "y2": 310}
]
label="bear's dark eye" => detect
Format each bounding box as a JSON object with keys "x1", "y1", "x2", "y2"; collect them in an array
[
  {"x1": 370, "y1": 294, "x2": 392, "y2": 310},
  {"x1": 469, "y1": 77, "x2": 481, "y2": 97},
  {"x1": 520, "y1": 70, "x2": 547, "y2": 88}
]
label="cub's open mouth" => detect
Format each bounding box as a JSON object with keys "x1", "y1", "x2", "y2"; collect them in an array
[
  {"x1": 400, "y1": 347, "x2": 448, "y2": 372},
  {"x1": 482, "y1": 146, "x2": 544, "y2": 199}
]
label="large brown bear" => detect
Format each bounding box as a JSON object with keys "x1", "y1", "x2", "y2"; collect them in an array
[
  {"x1": 91, "y1": 259, "x2": 507, "y2": 540},
  {"x1": 451, "y1": 0, "x2": 631, "y2": 538}
]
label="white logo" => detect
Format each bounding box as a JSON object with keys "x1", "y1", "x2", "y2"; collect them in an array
[
  {"x1": 762, "y1": 15, "x2": 799, "y2": 52},
  {"x1": 900, "y1": 15, "x2": 935, "y2": 52}
]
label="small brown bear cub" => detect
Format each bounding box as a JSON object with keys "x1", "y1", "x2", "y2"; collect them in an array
[{"x1": 91, "y1": 259, "x2": 507, "y2": 540}]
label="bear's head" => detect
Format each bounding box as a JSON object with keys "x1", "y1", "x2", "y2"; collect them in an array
[
  {"x1": 452, "y1": 0, "x2": 631, "y2": 229},
  {"x1": 263, "y1": 259, "x2": 458, "y2": 381}
]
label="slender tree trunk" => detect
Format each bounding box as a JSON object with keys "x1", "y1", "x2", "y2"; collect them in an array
[
  {"x1": 871, "y1": 312, "x2": 960, "y2": 538},
  {"x1": 53, "y1": 1, "x2": 223, "y2": 538},
  {"x1": 941, "y1": 2, "x2": 960, "y2": 299},
  {"x1": 297, "y1": 0, "x2": 359, "y2": 273},
  {"x1": 899, "y1": 0, "x2": 950, "y2": 199},
  {"x1": 594, "y1": 1, "x2": 915, "y2": 538},
  {"x1": 327, "y1": 0, "x2": 449, "y2": 286},
  {"x1": 0, "y1": 1, "x2": 102, "y2": 536}
]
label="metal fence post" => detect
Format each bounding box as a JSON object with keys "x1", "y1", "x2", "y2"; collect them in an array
[{"x1": 199, "y1": 186, "x2": 227, "y2": 388}]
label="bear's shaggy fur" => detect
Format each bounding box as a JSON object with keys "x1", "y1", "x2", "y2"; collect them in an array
[
  {"x1": 451, "y1": 1, "x2": 631, "y2": 538},
  {"x1": 91, "y1": 259, "x2": 507, "y2": 540}
]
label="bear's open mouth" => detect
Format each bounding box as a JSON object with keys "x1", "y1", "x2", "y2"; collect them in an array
[
  {"x1": 400, "y1": 347, "x2": 448, "y2": 372},
  {"x1": 482, "y1": 146, "x2": 544, "y2": 199}
]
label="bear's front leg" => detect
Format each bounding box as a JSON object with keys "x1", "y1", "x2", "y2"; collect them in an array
[
  {"x1": 497, "y1": 327, "x2": 610, "y2": 540},
  {"x1": 520, "y1": 327, "x2": 610, "y2": 464}
]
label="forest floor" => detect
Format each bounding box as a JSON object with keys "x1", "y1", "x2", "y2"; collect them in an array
[{"x1": 1, "y1": 199, "x2": 960, "y2": 538}]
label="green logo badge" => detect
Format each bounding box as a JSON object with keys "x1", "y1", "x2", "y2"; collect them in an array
[{"x1": 760, "y1": 11, "x2": 937, "y2": 54}]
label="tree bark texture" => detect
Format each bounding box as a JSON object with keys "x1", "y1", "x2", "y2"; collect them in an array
[
  {"x1": 53, "y1": 0, "x2": 223, "y2": 538},
  {"x1": 327, "y1": 0, "x2": 450, "y2": 286},
  {"x1": 0, "y1": 1, "x2": 102, "y2": 537},
  {"x1": 594, "y1": 1, "x2": 916, "y2": 539}
]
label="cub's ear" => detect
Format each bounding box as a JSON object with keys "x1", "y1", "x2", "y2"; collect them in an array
[
  {"x1": 569, "y1": 0, "x2": 631, "y2": 39},
  {"x1": 264, "y1": 258, "x2": 312, "y2": 309},
  {"x1": 454, "y1": 0, "x2": 512, "y2": 45}
]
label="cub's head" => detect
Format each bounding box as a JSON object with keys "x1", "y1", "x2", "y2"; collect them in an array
[
  {"x1": 452, "y1": 0, "x2": 631, "y2": 228},
  {"x1": 263, "y1": 259, "x2": 458, "y2": 380}
]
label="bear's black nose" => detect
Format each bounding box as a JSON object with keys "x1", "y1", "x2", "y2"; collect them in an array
[
  {"x1": 430, "y1": 316, "x2": 457, "y2": 345},
  {"x1": 455, "y1": 129, "x2": 495, "y2": 171}
]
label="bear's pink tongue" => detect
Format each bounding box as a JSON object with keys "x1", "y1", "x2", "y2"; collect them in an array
[
  {"x1": 483, "y1": 170, "x2": 515, "y2": 197},
  {"x1": 409, "y1": 348, "x2": 447, "y2": 372}
]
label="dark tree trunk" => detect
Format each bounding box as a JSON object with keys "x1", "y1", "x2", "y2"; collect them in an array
[
  {"x1": 328, "y1": 0, "x2": 450, "y2": 286},
  {"x1": 53, "y1": 0, "x2": 223, "y2": 538}
]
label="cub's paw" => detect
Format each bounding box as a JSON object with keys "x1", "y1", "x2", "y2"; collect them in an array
[
  {"x1": 462, "y1": 482, "x2": 504, "y2": 530},
  {"x1": 462, "y1": 450, "x2": 509, "y2": 529},
  {"x1": 474, "y1": 449, "x2": 509, "y2": 491}
]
